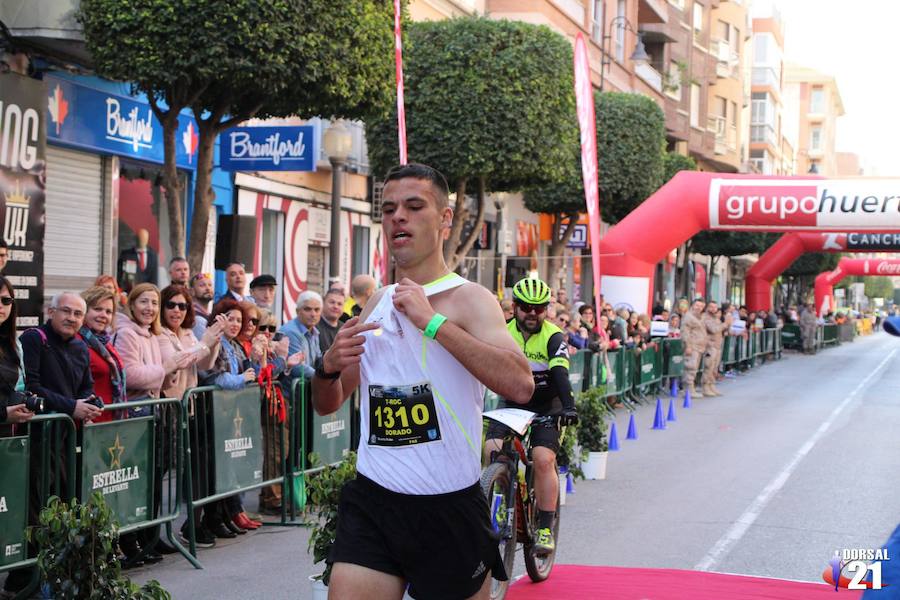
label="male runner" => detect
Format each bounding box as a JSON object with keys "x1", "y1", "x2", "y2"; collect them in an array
[
  {"x1": 484, "y1": 277, "x2": 578, "y2": 555},
  {"x1": 312, "y1": 163, "x2": 534, "y2": 600}
]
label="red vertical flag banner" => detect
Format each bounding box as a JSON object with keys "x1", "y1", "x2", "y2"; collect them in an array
[
  {"x1": 573, "y1": 34, "x2": 602, "y2": 311},
  {"x1": 394, "y1": 0, "x2": 408, "y2": 165}
]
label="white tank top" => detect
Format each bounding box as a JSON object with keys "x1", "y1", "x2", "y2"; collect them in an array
[{"x1": 355, "y1": 273, "x2": 485, "y2": 495}]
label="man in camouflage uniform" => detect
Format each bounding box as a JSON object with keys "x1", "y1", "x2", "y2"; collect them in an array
[
  {"x1": 680, "y1": 299, "x2": 707, "y2": 398},
  {"x1": 800, "y1": 303, "x2": 818, "y2": 354},
  {"x1": 701, "y1": 301, "x2": 732, "y2": 397}
]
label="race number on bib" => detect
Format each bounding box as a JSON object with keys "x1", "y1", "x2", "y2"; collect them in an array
[{"x1": 368, "y1": 382, "x2": 441, "y2": 447}]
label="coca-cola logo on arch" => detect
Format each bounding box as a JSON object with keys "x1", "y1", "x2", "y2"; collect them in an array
[{"x1": 864, "y1": 260, "x2": 900, "y2": 275}]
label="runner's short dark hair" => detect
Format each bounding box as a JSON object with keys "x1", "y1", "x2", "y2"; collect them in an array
[{"x1": 384, "y1": 163, "x2": 450, "y2": 209}]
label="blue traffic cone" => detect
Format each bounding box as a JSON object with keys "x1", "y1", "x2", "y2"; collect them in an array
[
  {"x1": 566, "y1": 472, "x2": 575, "y2": 493},
  {"x1": 626, "y1": 413, "x2": 638, "y2": 440},
  {"x1": 667, "y1": 397, "x2": 677, "y2": 422},
  {"x1": 683, "y1": 387, "x2": 692, "y2": 409},
  {"x1": 670, "y1": 378, "x2": 678, "y2": 397},
  {"x1": 608, "y1": 422, "x2": 620, "y2": 451},
  {"x1": 652, "y1": 397, "x2": 666, "y2": 430}
]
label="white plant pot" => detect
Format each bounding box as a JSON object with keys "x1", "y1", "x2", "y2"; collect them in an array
[
  {"x1": 558, "y1": 472, "x2": 567, "y2": 505},
  {"x1": 581, "y1": 451, "x2": 608, "y2": 480},
  {"x1": 310, "y1": 575, "x2": 328, "y2": 600}
]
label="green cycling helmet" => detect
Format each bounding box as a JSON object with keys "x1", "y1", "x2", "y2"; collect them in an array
[{"x1": 512, "y1": 277, "x2": 551, "y2": 305}]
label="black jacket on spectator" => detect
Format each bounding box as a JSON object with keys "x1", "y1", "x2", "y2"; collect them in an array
[
  {"x1": 0, "y1": 341, "x2": 19, "y2": 423},
  {"x1": 21, "y1": 323, "x2": 93, "y2": 415},
  {"x1": 317, "y1": 319, "x2": 341, "y2": 353}
]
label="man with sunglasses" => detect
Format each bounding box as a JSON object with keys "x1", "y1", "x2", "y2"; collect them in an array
[{"x1": 485, "y1": 276, "x2": 578, "y2": 556}]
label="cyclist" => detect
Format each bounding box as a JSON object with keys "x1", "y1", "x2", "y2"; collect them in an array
[
  {"x1": 312, "y1": 164, "x2": 534, "y2": 600},
  {"x1": 485, "y1": 277, "x2": 578, "y2": 555}
]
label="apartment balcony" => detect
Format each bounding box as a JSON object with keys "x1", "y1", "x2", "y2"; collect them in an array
[
  {"x1": 713, "y1": 39, "x2": 739, "y2": 79},
  {"x1": 750, "y1": 122, "x2": 777, "y2": 148},
  {"x1": 751, "y1": 66, "x2": 780, "y2": 89},
  {"x1": 638, "y1": 0, "x2": 668, "y2": 24},
  {"x1": 708, "y1": 115, "x2": 737, "y2": 156},
  {"x1": 636, "y1": 62, "x2": 663, "y2": 93}
]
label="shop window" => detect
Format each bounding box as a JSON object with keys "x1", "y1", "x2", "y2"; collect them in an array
[{"x1": 116, "y1": 160, "x2": 187, "y2": 293}]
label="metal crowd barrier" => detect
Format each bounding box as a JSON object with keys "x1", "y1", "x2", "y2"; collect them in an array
[
  {"x1": 283, "y1": 377, "x2": 354, "y2": 520},
  {"x1": 0, "y1": 413, "x2": 76, "y2": 600},
  {"x1": 181, "y1": 384, "x2": 295, "y2": 567},
  {"x1": 822, "y1": 323, "x2": 840, "y2": 347},
  {"x1": 80, "y1": 397, "x2": 193, "y2": 565}
]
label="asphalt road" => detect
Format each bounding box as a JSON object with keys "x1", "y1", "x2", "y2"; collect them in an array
[{"x1": 129, "y1": 332, "x2": 900, "y2": 598}]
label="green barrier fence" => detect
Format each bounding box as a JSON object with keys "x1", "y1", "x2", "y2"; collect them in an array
[
  {"x1": 182, "y1": 384, "x2": 297, "y2": 567},
  {"x1": 781, "y1": 324, "x2": 802, "y2": 350},
  {"x1": 568, "y1": 349, "x2": 590, "y2": 393},
  {"x1": 0, "y1": 413, "x2": 76, "y2": 600},
  {"x1": 80, "y1": 397, "x2": 194, "y2": 566},
  {"x1": 632, "y1": 344, "x2": 663, "y2": 398},
  {"x1": 823, "y1": 323, "x2": 839, "y2": 346},
  {"x1": 284, "y1": 377, "x2": 355, "y2": 524},
  {"x1": 661, "y1": 338, "x2": 684, "y2": 380}
]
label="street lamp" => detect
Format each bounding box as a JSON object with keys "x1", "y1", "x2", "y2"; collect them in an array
[
  {"x1": 600, "y1": 16, "x2": 651, "y2": 92},
  {"x1": 324, "y1": 120, "x2": 352, "y2": 287}
]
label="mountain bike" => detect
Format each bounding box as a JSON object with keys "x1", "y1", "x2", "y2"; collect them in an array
[{"x1": 481, "y1": 409, "x2": 563, "y2": 600}]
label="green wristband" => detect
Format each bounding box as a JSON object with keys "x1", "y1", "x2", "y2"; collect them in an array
[{"x1": 424, "y1": 313, "x2": 448, "y2": 340}]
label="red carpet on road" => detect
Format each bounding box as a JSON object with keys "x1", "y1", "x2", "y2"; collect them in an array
[{"x1": 507, "y1": 565, "x2": 862, "y2": 599}]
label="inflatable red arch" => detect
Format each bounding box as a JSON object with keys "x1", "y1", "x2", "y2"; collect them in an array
[
  {"x1": 598, "y1": 172, "x2": 900, "y2": 313},
  {"x1": 814, "y1": 257, "x2": 900, "y2": 315},
  {"x1": 745, "y1": 232, "x2": 900, "y2": 312}
]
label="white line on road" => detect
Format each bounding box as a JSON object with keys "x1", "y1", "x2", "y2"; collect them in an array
[{"x1": 694, "y1": 346, "x2": 897, "y2": 572}]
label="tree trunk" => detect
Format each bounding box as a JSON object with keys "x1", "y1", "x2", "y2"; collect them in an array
[
  {"x1": 448, "y1": 177, "x2": 487, "y2": 273},
  {"x1": 160, "y1": 114, "x2": 185, "y2": 259},
  {"x1": 443, "y1": 178, "x2": 467, "y2": 266},
  {"x1": 547, "y1": 212, "x2": 579, "y2": 291},
  {"x1": 707, "y1": 255, "x2": 719, "y2": 302},
  {"x1": 187, "y1": 118, "x2": 217, "y2": 275},
  {"x1": 681, "y1": 240, "x2": 693, "y2": 299}
]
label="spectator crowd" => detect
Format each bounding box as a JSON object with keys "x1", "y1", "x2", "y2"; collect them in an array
[
  {"x1": 523, "y1": 288, "x2": 808, "y2": 400},
  {"x1": 0, "y1": 255, "x2": 381, "y2": 596}
]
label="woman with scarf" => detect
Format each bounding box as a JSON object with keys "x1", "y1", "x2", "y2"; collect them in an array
[{"x1": 79, "y1": 286, "x2": 126, "y2": 424}]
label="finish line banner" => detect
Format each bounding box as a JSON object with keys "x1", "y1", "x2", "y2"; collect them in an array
[{"x1": 709, "y1": 179, "x2": 900, "y2": 229}]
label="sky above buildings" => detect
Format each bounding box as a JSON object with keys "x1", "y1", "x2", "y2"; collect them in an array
[{"x1": 780, "y1": 0, "x2": 897, "y2": 175}]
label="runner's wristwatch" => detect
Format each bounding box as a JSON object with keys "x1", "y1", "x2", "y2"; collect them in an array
[{"x1": 315, "y1": 359, "x2": 341, "y2": 380}]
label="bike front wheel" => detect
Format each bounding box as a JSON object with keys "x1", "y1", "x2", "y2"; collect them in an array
[
  {"x1": 523, "y1": 496, "x2": 560, "y2": 582},
  {"x1": 480, "y1": 461, "x2": 518, "y2": 600}
]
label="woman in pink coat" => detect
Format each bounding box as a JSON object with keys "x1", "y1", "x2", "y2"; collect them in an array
[{"x1": 113, "y1": 282, "x2": 172, "y2": 567}]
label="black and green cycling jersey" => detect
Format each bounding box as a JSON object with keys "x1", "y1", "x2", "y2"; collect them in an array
[{"x1": 506, "y1": 319, "x2": 574, "y2": 413}]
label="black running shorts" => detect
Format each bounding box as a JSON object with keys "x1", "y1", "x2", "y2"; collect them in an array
[{"x1": 329, "y1": 474, "x2": 507, "y2": 599}]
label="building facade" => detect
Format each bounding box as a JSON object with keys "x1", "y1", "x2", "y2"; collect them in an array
[{"x1": 783, "y1": 64, "x2": 845, "y2": 177}]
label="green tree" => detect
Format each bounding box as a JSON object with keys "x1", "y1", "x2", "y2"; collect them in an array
[
  {"x1": 779, "y1": 252, "x2": 841, "y2": 305},
  {"x1": 839, "y1": 276, "x2": 896, "y2": 302},
  {"x1": 661, "y1": 151, "x2": 696, "y2": 298},
  {"x1": 79, "y1": 0, "x2": 396, "y2": 272},
  {"x1": 596, "y1": 92, "x2": 666, "y2": 225},
  {"x1": 865, "y1": 276, "x2": 895, "y2": 300},
  {"x1": 366, "y1": 17, "x2": 577, "y2": 270},
  {"x1": 522, "y1": 155, "x2": 582, "y2": 289}
]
